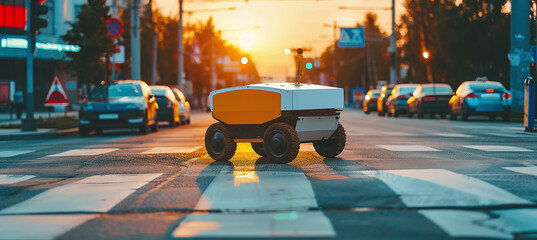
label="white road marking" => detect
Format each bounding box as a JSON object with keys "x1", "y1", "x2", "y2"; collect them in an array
[
  {"x1": 0, "y1": 173, "x2": 161, "y2": 214},
  {"x1": 377, "y1": 145, "x2": 441, "y2": 152},
  {"x1": 428, "y1": 133, "x2": 472, "y2": 137},
  {"x1": 140, "y1": 147, "x2": 202, "y2": 154},
  {"x1": 172, "y1": 167, "x2": 335, "y2": 238},
  {"x1": 420, "y1": 209, "x2": 537, "y2": 239},
  {"x1": 503, "y1": 166, "x2": 537, "y2": 177},
  {"x1": 418, "y1": 210, "x2": 512, "y2": 239},
  {"x1": 484, "y1": 132, "x2": 537, "y2": 138},
  {"x1": 462, "y1": 145, "x2": 533, "y2": 152},
  {"x1": 172, "y1": 212, "x2": 335, "y2": 238},
  {"x1": 47, "y1": 148, "x2": 119, "y2": 157},
  {"x1": 356, "y1": 169, "x2": 531, "y2": 207},
  {"x1": 0, "y1": 215, "x2": 96, "y2": 240},
  {"x1": 0, "y1": 175, "x2": 35, "y2": 185},
  {"x1": 0, "y1": 150, "x2": 34, "y2": 158}
]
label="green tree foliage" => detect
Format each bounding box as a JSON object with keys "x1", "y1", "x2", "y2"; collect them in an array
[
  {"x1": 62, "y1": 0, "x2": 115, "y2": 88},
  {"x1": 400, "y1": 0, "x2": 510, "y2": 87},
  {"x1": 319, "y1": 13, "x2": 390, "y2": 89}
]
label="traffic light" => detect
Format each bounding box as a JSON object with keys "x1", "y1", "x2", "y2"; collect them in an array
[
  {"x1": 305, "y1": 59, "x2": 313, "y2": 69},
  {"x1": 30, "y1": 0, "x2": 48, "y2": 33},
  {"x1": 531, "y1": 61, "x2": 536, "y2": 79}
]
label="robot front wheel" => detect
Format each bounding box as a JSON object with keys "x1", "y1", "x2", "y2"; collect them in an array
[{"x1": 205, "y1": 122, "x2": 237, "y2": 161}]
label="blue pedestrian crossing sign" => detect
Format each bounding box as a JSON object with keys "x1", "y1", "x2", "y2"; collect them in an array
[{"x1": 338, "y1": 27, "x2": 365, "y2": 48}]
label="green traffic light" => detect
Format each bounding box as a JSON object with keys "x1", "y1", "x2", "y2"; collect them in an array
[{"x1": 306, "y1": 62, "x2": 313, "y2": 69}]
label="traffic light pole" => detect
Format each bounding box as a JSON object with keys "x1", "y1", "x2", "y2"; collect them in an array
[{"x1": 22, "y1": 0, "x2": 36, "y2": 131}]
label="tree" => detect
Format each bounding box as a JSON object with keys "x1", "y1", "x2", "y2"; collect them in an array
[{"x1": 62, "y1": 0, "x2": 116, "y2": 92}]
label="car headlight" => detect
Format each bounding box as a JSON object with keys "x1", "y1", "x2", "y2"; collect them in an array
[{"x1": 127, "y1": 102, "x2": 145, "y2": 110}]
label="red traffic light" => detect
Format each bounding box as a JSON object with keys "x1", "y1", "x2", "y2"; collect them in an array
[
  {"x1": 532, "y1": 62, "x2": 535, "y2": 67},
  {"x1": 297, "y1": 48, "x2": 303, "y2": 54}
]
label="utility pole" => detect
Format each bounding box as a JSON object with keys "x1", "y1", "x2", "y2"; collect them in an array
[
  {"x1": 178, "y1": 0, "x2": 184, "y2": 88},
  {"x1": 22, "y1": 0, "x2": 36, "y2": 131},
  {"x1": 211, "y1": 35, "x2": 217, "y2": 91},
  {"x1": 509, "y1": 0, "x2": 530, "y2": 113},
  {"x1": 389, "y1": 0, "x2": 396, "y2": 84},
  {"x1": 131, "y1": 0, "x2": 141, "y2": 80}
]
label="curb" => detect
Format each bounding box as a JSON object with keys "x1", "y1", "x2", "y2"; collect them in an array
[{"x1": 0, "y1": 128, "x2": 79, "y2": 141}]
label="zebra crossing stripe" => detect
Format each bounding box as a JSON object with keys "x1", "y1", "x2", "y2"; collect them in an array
[
  {"x1": 0, "y1": 150, "x2": 34, "y2": 158},
  {"x1": 356, "y1": 169, "x2": 531, "y2": 207},
  {"x1": 47, "y1": 148, "x2": 119, "y2": 157},
  {"x1": 428, "y1": 133, "x2": 472, "y2": 137},
  {"x1": 172, "y1": 166, "x2": 335, "y2": 238},
  {"x1": 0, "y1": 215, "x2": 96, "y2": 240},
  {"x1": 140, "y1": 146, "x2": 202, "y2": 154},
  {"x1": 503, "y1": 166, "x2": 537, "y2": 177},
  {"x1": 0, "y1": 173, "x2": 161, "y2": 214},
  {"x1": 420, "y1": 208, "x2": 537, "y2": 239},
  {"x1": 462, "y1": 145, "x2": 533, "y2": 152},
  {"x1": 0, "y1": 175, "x2": 35, "y2": 185}
]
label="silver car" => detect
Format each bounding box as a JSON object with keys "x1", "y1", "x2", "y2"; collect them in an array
[{"x1": 449, "y1": 78, "x2": 511, "y2": 121}]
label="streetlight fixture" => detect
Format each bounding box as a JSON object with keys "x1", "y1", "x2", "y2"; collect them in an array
[
  {"x1": 422, "y1": 51, "x2": 429, "y2": 60},
  {"x1": 284, "y1": 49, "x2": 291, "y2": 55},
  {"x1": 241, "y1": 57, "x2": 248, "y2": 64}
]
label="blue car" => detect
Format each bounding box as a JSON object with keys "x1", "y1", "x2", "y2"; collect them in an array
[{"x1": 449, "y1": 78, "x2": 511, "y2": 121}]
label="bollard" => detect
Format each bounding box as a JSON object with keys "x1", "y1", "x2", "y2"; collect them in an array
[{"x1": 524, "y1": 76, "x2": 535, "y2": 132}]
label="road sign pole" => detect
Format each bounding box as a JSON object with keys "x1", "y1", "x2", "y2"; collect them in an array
[
  {"x1": 130, "y1": 0, "x2": 141, "y2": 80},
  {"x1": 22, "y1": 0, "x2": 37, "y2": 132},
  {"x1": 389, "y1": 0, "x2": 396, "y2": 85},
  {"x1": 509, "y1": 0, "x2": 530, "y2": 114},
  {"x1": 178, "y1": 0, "x2": 185, "y2": 88}
]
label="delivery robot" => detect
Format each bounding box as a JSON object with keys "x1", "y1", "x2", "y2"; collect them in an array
[{"x1": 205, "y1": 49, "x2": 346, "y2": 163}]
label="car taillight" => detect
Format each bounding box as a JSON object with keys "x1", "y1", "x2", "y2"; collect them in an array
[
  {"x1": 397, "y1": 95, "x2": 409, "y2": 100},
  {"x1": 422, "y1": 96, "x2": 436, "y2": 101},
  {"x1": 486, "y1": 89, "x2": 494, "y2": 93},
  {"x1": 167, "y1": 100, "x2": 173, "y2": 108},
  {"x1": 502, "y1": 93, "x2": 511, "y2": 99},
  {"x1": 466, "y1": 93, "x2": 477, "y2": 98}
]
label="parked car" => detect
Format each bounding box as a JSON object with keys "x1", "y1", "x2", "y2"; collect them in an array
[
  {"x1": 206, "y1": 95, "x2": 211, "y2": 112},
  {"x1": 363, "y1": 89, "x2": 381, "y2": 114},
  {"x1": 171, "y1": 88, "x2": 191, "y2": 124},
  {"x1": 449, "y1": 78, "x2": 511, "y2": 121},
  {"x1": 150, "y1": 85, "x2": 181, "y2": 126},
  {"x1": 79, "y1": 80, "x2": 158, "y2": 136},
  {"x1": 407, "y1": 83, "x2": 453, "y2": 119},
  {"x1": 377, "y1": 84, "x2": 395, "y2": 116},
  {"x1": 386, "y1": 84, "x2": 418, "y2": 117}
]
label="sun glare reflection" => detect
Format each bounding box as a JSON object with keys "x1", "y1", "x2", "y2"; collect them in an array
[{"x1": 234, "y1": 169, "x2": 259, "y2": 186}]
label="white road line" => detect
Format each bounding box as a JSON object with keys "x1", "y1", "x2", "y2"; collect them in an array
[
  {"x1": 172, "y1": 167, "x2": 335, "y2": 238},
  {"x1": 428, "y1": 133, "x2": 472, "y2": 137},
  {"x1": 503, "y1": 166, "x2": 537, "y2": 177},
  {"x1": 462, "y1": 145, "x2": 534, "y2": 152},
  {"x1": 0, "y1": 173, "x2": 161, "y2": 214},
  {"x1": 0, "y1": 150, "x2": 34, "y2": 158},
  {"x1": 356, "y1": 169, "x2": 531, "y2": 207},
  {"x1": 172, "y1": 212, "x2": 335, "y2": 238},
  {"x1": 420, "y1": 209, "x2": 537, "y2": 239},
  {"x1": 47, "y1": 148, "x2": 119, "y2": 157},
  {"x1": 0, "y1": 175, "x2": 35, "y2": 185},
  {"x1": 377, "y1": 145, "x2": 441, "y2": 152},
  {"x1": 379, "y1": 132, "x2": 418, "y2": 136},
  {"x1": 484, "y1": 133, "x2": 537, "y2": 138},
  {"x1": 140, "y1": 147, "x2": 202, "y2": 154},
  {"x1": 418, "y1": 210, "x2": 512, "y2": 239},
  {"x1": 195, "y1": 168, "x2": 317, "y2": 211},
  {"x1": 0, "y1": 215, "x2": 97, "y2": 240}
]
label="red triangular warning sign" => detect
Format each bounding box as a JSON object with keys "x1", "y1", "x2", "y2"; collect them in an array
[{"x1": 45, "y1": 76, "x2": 70, "y2": 107}]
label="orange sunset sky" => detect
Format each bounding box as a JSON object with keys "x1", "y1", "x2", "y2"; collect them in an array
[{"x1": 153, "y1": 0, "x2": 407, "y2": 81}]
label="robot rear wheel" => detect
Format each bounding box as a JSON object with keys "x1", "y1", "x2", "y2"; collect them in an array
[
  {"x1": 251, "y1": 142, "x2": 266, "y2": 157},
  {"x1": 313, "y1": 123, "x2": 346, "y2": 158},
  {"x1": 205, "y1": 122, "x2": 237, "y2": 161},
  {"x1": 263, "y1": 122, "x2": 300, "y2": 164}
]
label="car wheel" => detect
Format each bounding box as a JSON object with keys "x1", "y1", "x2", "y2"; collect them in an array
[
  {"x1": 79, "y1": 128, "x2": 89, "y2": 137},
  {"x1": 251, "y1": 142, "x2": 266, "y2": 157},
  {"x1": 461, "y1": 107, "x2": 469, "y2": 121},
  {"x1": 364, "y1": 109, "x2": 370, "y2": 114},
  {"x1": 449, "y1": 110, "x2": 457, "y2": 120},
  {"x1": 150, "y1": 123, "x2": 158, "y2": 132},
  {"x1": 263, "y1": 122, "x2": 300, "y2": 164},
  {"x1": 417, "y1": 109, "x2": 424, "y2": 119},
  {"x1": 139, "y1": 125, "x2": 148, "y2": 135},
  {"x1": 205, "y1": 122, "x2": 236, "y2": 161},
  {"x1": 313, "y1": 123, "x2": 346, "y2": 158}
]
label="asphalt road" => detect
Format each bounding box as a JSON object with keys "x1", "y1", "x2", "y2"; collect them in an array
[{"x1": 1, "y1": 109, "x2": 537, "y2": 240}]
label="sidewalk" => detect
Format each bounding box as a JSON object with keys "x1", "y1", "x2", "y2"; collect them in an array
[
  {"x1": 0, "y1": 111, "x2": 79, "y2": 140},
  {"x1": 0, "y1": 111, "x2": 78, "y2": 126}
]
